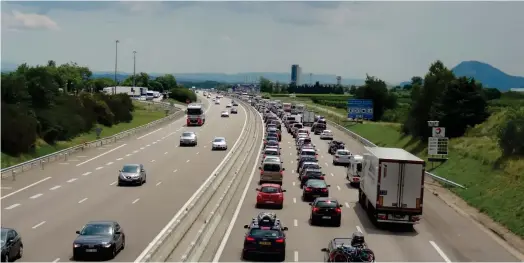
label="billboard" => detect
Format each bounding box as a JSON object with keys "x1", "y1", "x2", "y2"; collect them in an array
[{"x1": 347, "y1": 99, "x2": 374, "y2": 120}]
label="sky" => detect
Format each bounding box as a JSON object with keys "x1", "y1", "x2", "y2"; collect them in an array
[{"x1": 1, "y1": 1, "x2": 524, "y2": 83}]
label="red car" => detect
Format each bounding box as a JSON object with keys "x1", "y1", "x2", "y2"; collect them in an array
[{"x1": 256, "y1": 184, "x2": 286, "y2": 209}]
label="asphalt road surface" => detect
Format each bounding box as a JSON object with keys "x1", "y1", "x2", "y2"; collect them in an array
[
  {"x1": 1, "y1": 96, "x2": 249, "y2": 262},
  {"x1": 214, "y1": 118, "x2": 521, "y2": 262}
]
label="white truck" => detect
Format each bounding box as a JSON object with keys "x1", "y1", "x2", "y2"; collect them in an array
[
  {"x1": 302, "y1": 110, "x2": 315, "y2": 126},
  {"x1": 358, "y1": 147, "x2": 425, "y2": 225}
]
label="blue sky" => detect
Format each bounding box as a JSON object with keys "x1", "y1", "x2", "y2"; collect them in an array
[{"x1": 2, "y1": 1, "x2": 524, "y2": 82}]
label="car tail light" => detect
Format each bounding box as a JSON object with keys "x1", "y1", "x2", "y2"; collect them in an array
[
  {"x1": 305, "y1": 187, "x2": 312, "y2": 191},
  {"x1": 275, "y1": 238, "x2": 284, "y2": 243},
  {"x1": 335, "y1": 155, "x2": 339, "y2": 158},
  {"x1": 186, "y1": 119, "x2": 190, "y2": 125},
  {"x1": 377, "y1": 214, "x2": 387, "y2": 220},
  {"x1": 246, "y1": 236, "x2": 255, "y2": 242},
  {"x1": 263, "y1": 155, "x2": 266, "y2": 158},
  {"x1": 312, "y1": 207, "x2": 319, "y2": 212},
  {"x1": 260, "y1": 170, "x2": 264, "y2": 175},
  {"x1": 321, "y1": 188, "x2": 328, "y2": 192},
  {"x1": 280, "y1": 170, "x2": 283, "y2": 175},
  {"x1": 335, "y1": 208, "x2": 341, "y2": 213},
  {"x1": 320, "y1": 176, "x2": 324, "y2": 179},
  {"x1": 411, "y1": 216, "x2": 420, "y2": 222}
]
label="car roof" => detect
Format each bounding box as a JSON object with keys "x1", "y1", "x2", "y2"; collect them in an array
[
  {"x1": 306, "y1": 179, "x2": 325, "y2": 184},
  {"x1": 86, "y1": 220, "x2": 116, "y2": 225},
  {"x1": 263, "y1": 159, "x2": 282, "y2": 164},
  {"x1": 265, "y1": 148, "x2": 278, "y2": 152},
  {"x1": 301, "y1": 149, "x2": 316, "y2": 152},
  {"x1": 315, "y1": 197, "x2": 337, "y2": 202},
  {"x1": 305, "y1": 168, "x2": 322, "y2": 172},
  {"x1": 214, "y1": 137, "x2": 226, "y2": 140},
  {"x1": 123, "y1": 163, "x2": 140, "y2": 167},
  {"x1": 260, "y1": 183, "x2": 281, "y2": 188}
]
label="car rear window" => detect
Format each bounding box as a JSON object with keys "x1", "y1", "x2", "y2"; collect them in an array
[
  {"x1": 307, "y1": 180, "x2": 326, "y2": 187},
  {"x1": 265, "y1": 150, "x2": 278, "y2": 155},
  {"x1": 182, "y1": 132, "x2": 193, "y2": 137},
  {"x1": 337, "y1": 151, "x2": 350, "y2": 156},
  {"x1": 249, "y1": 229, "x2": 281, "y2": 238},
  {"x1": 316, "y1": 201, "x2": 339, "y2": 208},
  {"x1": 306, "y1": 171, "x2": 323, "y2": 177},
  {"x1": 301, "y1": 151, "x2": 316, "y2": 156},
  {"x1": 304, "y1": 164, "x2": 320, "y2": 170},
  {"x1": 263, "y1": 163, "x2": 281, "y2": 172},
  {"x1": 261, "y1": 186, "x2": 280, "y2": 193},
  {"x1": 294, "y1": 124, "x2": 303, "y2": 128}
]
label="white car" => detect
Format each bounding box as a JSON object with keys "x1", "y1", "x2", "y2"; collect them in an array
[
  {"x1": 212, "y1": 137, "x2": 227, "y2": 150},
  {"x1": 320, "y1": 130, "x2": 334, "y2": 140},
  {"x1": 226, "y1": 103, "x2": 233, "y2": 108},
  {"x1": 221, "y1": 111, "x2": 229, "y2": 117},
  {"x1": 333, "y1": 149, "x2": 352, "y2": 166},
  {"x1": 215, "y1": 99, "x2": 220, "y2": 105}
]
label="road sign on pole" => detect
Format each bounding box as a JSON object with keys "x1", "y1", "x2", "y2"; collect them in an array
[
  {"x1": 428, "y1": 137, "x2": 448, "y2": 155},
  {"x1": 347, "y1": 99, "x2": 373, "y2": 120},
  {"x1": 432, "y1": 127, "x2": 446, "y2": 137}
]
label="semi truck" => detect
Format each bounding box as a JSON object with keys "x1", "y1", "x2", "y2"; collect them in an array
[
  {"x1": 302, "y1": 110, "x2": 316, "y2": 126},
  {"x1": 358, "y1": 147, "x2": 425, "y2": 225}
]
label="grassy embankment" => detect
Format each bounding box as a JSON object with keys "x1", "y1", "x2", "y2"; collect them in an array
[
  {"x1": 270, "y1": 93, "x2": 524, "y2": 238},
  {"x1": 1, "y1": 102, "x2": 167, "y2": 169}
]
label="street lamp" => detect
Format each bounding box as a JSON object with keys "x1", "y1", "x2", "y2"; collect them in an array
[
  {"x1": 133, "y1": 51, "x2": 137, "y2": 88},
  {"x1": 114, "y1": 40, "x2": 119, "y2": 95}
]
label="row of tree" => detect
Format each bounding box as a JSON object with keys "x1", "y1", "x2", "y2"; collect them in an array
[{"x1": 1, "y1": 61, "x2": 195, "y2": 156}]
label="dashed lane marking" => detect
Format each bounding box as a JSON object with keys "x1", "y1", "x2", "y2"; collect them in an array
[
  {"x1": 173, "y1": 169, "x2": 178, "y2": 173},
  {"x1": 30, "y1": 193, "x2": 43, "y2": 199},
  {"x1": 106, "y1": 162, "x2": 114, "y2": 165},
  {"x1": 116, "y1": 158, "x2": 124, "y2": 161},
  {"x1": 126, "y1": 154, "x2": 132, "y2": 157},
  {"x1": 67, "y1": 178, "x2": 77, "y2": 183},
  {"x1": 95, "y1": 167, "x2": 103, "y2": 170},
  {"x1": 78, "y1": 198, "x2": 88, "y2": 204},
  {"x1": 151, "y1": 160, "x2": 156, "y2": 163},
  {"x1": 293, "y1": 198, "x2": 296, "y2": 203},
  {"x1": 430, "y1": 241, "x2": 452, "y2": 263},
  {"x1": 82, "y1": 172, "x2": 92, "y2": 176},
  {"x1": 50, "y1": 185, "x2": 61, "y2": 191},
  {"x1": 137, "y1": 128, "x2": 163, "y2": 140},
  {"x1": 32, "y1": 221, "x2": 46, "y2": 229},
  {"x1": 76, "y1": 144, "x2": 127, "y2": 166},
  {"x1": 146, "y1": 144, "x2": 151, "y2": 147},
  {"x1": 52, "y1": 258, "x2": 60, "y2": 262},
  {"x1": 132, "y1": 198, "x2": 140, "y2": 204},
  {"x1": 294, "y1": 251, "x2": 299, "y2": 262},
  {"x1": 58, "y1": 163, "x2": 69, "y2": 165},
  {"x1": 293, "y1": 219, "x2": 298, "y2": 227},
  {"x1": 337, "y1": 185, "x2": 341, "y2": 191},
  {"x1": 140, "y1": 147, "x2": 145, "y2": 150},
  {"x1": 356, "y1": 226, "x2": 363, "y2": 233},
  {"x1": 110, "y1": 181, "x2": 117, "y2": 186},
  {"x1": 345, "y1": 202, "x2": 350, "y2": 208},
  {"x1": 1, "y1": 177, "x2": 52, "y2": 200},
  {"x1": 156, "y1": 182, "x2": 162, "y2": 186},
  {"x1": 164, "y1": 152, "x2": 168, "y2": 155},
  {"x1": 186, "y1": 160, "x2": 190, "y2": 163},
  {"x1": 5, "y1": 204, "x2": 20, "y2": 210},
  {"x1": 133, "y1": 150, "x2": 139, "y2": 153},
  {"x1": 331, "y1": 173, "x2": 334, "y2": 177}
]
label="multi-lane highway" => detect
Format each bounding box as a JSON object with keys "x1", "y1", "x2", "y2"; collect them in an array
[
  {"x1": 0, "y1": 96, "x2": 248, "y2": 262},
  {"x1": 213, "y1": 113, "x2": 522, "y2": 262}
]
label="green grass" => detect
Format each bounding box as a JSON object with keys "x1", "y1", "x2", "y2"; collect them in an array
[
  {"x1": 296, "y1": 100, "x2": 524, "y2": 238},
  {"x1": 1, "y1": 102, "x2": 167, "y2": 169}
]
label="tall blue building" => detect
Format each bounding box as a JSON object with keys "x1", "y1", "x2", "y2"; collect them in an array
[{"x1": 291, "y1": 64, "x2": 301, "y2": 85}]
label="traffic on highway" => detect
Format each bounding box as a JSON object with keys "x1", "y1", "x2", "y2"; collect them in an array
[{"x1": 1, "y1": 92, "x2": 522, "y2": 262}]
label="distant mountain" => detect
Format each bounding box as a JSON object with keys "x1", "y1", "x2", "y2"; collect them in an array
[{"x1": 399, "y1": 61, "x2": 524, "y2": 91}]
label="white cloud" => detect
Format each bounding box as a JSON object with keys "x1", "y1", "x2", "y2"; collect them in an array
[{"x1": 2, "y1": 10, "x2": 59, "y2": 31}]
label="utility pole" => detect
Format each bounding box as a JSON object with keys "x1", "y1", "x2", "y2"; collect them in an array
[
  {"x1": 114, "y1": 40, "x2": 119, "y2": 95},
  {"x1": 309, "y1": 73, "x2": 312, "y2": 85},
  {"x1": 133, "y1": 51, "x2": 137, "y2": 88}
]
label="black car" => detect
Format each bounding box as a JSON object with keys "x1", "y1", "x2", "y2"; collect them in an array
[
  {"x1": 309, "y1": 198, "x2": 343, "y2": 226},
  {"x1": 314, "y1": 123, "x2": 327, "y2": 134},
  {"x1": 328, "y1": 141, "x2": 345, "y2": 155},
  {"x1": 264, "y1": 140, "x2": 279, "y2": 149},
  {"x1": 302, "y1": 179, "x2": 330, "y2": 201},
  {"x1": 297, "y1": 162, "x2": 321, "y2": 175},
  {"x1": 73, "y1": 221, "x2": 125, "y2": 260},
  {"x1": 320, "y1": 234, "x2": 375, "y2": 262},
  {"x1": 1, "y1": 228, "x2": 23, "y2": 262},
  {"x1": 296, "y1": 156, "x2": 318, "y2": 171},
  {"x1": 242, "y1": 212, "x2": 288, "y2": 261},
  {"x1": 299, "y1": 169, "x2": 325, "y2": 187},
  {"x1": 264, "y1": 136, "x2": 279, "y2": 144}
]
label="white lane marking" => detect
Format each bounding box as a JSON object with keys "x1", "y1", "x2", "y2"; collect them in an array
[
  {"x1": 76, "y1": 144, "x2": 127, "y2": 166},
  {"x1": 331, "y1": 173, "x2": 334, "y2": 177},
  {"x1": 67, "y1": 178, "x2": 78, "y2": 183},
  {"x1": 164, "y1": 152, "x2": 168, "y2": 155},
  {"x1": 345, "y1": 202, "x2": 350, "y2": 208},
  {"x1": 137, "y1": 128, "x2": 163, "y2": 140},
  {"x1": 196, "y1": 152, "x2": 200, "y2": 155},
  {"x1": 78, "y1": 198, "x2": 88, "y2": 204},
  {"x1": 321, "y1": 155, "x2": 324, "y2": 158},
  {"x1": 293, "y1": 197, "x2": 296, "y2": 203},
  {"x1": 292, "y1": 181, "x2": 296, "y2": 186},
  {"x1": 110, "y1": 181, "x2": 117, "y2": 186},
  {"x1": 52, "y1": 258, "x2": 60, "y2": 263},
  {"x1": 116, "y1": 158, "x2": 124, "y2": 161},
  {"x1": 58, "y1": 163, "x2": 69, "y2": 165},
  {"x1": 151, "y1": 160, "x2": 156, "y2": 163},
  {"x1": 212, "y1": 105, "x2": 263, "y2": 262},
  {"x1": 291, "y1": 161, "x2": 293, "y2": 164},
  {"x1": 325, "y1": 162, "x2": 328, "y2": 166},
  {"x1": 132, "y1": 198, "x2": 140, "y2": 204},
  {"x1": 1, "y1": 176, "x2": 52, "y2": 200},
  {"x1": 106, "y1": 162, "x2": 114, "y2": 165},
  {"x1": 126, "y1": 154, "x2": 132, "y2": 157},
  {"x1": 133, "y1": 150, "x2": 139, "y2": 153},
  {"x1": 30, "y1": 193, "x2": 43, "y2": 199},
  {"x1": 147, "y1": 144, "x2": 151, "y2": 147},
  {"x1": 95, "y1": 166, "x2": 103, "y2": 170},
  {"x1": 430, "y1": 241, "x2": 452, "y2": 263},
  {"x1": 156, "y1": 182, "x2": 162, "y2": 186},
  {"x1": 337, "y1": 185, "x2": 341, "y2": 191},
  {"x1": 293, "y1": 219, "x2": 298, "y2": 227},
  {"x1": 152, "y1": 141, "x2": 157, "y2": 144},
  {"x1": 289, "y1": 153, "x2": 292, "y2": 155},
  {"x1": 32, "y1": 221, "x2": 46, "y2": 229},
  {"x1": 140, "y1": 147, "x2": 145, "y2": 150},
  {"x1": 82, "y1": 172, "x2": 92, "y2": 176},
  {"x1": 5, "y1": 203, "x2": 20, "y2": 210},
  {"x1": 186, "y1": 160, "x2": 190, "y2": 163},
  {"x1": 204, "y1": 145, "x2": 207, "y2": 148},
  {"x1": 173, "y1": 169, "x2": 178, "y2": 173},
  {"x1": 294, "y1": 251, "x2": 299, "y2": 262},
  {"x1": 292, "y1": 170, "x2": 295, "y2": 174},
  {"x1": 356, "y1": 225, "x2": 363, "y2": 233},
  {"x1": 50, "y1": 185, "x2": 61, "y2": 191}
]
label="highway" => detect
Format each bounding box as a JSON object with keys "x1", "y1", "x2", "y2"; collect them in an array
[
  {"x1": 0, "y1": 95, "x2": 248, "y2": 262},
  {"x1": 213, "y1": 112, "x2": 521, "y2": 262}
]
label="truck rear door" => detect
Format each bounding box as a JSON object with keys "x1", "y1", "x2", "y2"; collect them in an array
[{"x1": 379, "y1": 161, "x2": 423, "y2": 210}]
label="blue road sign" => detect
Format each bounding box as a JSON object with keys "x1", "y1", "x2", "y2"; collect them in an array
[{"x1": 347, "y1": 99, "x2": 374, "y2": 120}]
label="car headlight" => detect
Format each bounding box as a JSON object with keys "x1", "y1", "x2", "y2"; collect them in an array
[{"x1": 73, "y1": 243, "x2": 81, "y2": 248}]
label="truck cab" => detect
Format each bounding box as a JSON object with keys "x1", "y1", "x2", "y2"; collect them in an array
[
  {"x1": 186, "y1": 103, "x2": 205, "y2": 126},
  {"x1": 346, "y1": 155, "x2": 364, "y2": 186}
]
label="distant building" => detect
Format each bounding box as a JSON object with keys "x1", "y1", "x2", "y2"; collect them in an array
[
  {"x1": 291, "y1": 64, "x2": 302, "y2": 85},
  {"x1": 336, "y1": 76, "x2": 342, "y2": 85}
]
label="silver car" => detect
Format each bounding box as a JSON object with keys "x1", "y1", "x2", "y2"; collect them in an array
[
  {"x1": 118, "y1": 164, "x2": 146, "y2": 186},
  {"x1": 180, "y1": 131, "x2": 198, "y2": 146},
  {"x1": 333, "y1": 149, "x2": 352, "y2": 166},
  {"x1": 212, "y1": 137, "x2": 227, "y2": 150}
]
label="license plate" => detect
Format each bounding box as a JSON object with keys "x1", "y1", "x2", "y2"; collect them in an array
[
  {"x1": 322, "y1": 216, "x2": 331, "y2": 219},
  {"x1": 259, "y1": 241, "x2": 271, "y2": 245},
  {"x1": 313, "y1": 195, "x2": 320, "y2": 198},
  {"x1": 265, "y1": 201, "x2": 274, "y2": 203},
  {"x1": 86, "y1": 249, "x2": 97, "y2": 252}
]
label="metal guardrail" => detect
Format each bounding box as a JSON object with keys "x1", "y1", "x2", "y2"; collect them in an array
[{"x1": 1, "y1": 101, "x2": 185, "y2": 179}]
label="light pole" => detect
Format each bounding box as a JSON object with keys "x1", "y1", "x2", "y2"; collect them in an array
[
  {"x1": 114, "y1": 40, "x2": 119, "y2": 95},
  {"x1": 133, "y1": 51, "x2": 137, "y2": 88}
]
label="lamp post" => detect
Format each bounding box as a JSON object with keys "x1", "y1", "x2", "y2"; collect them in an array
[
  {"x1": 114, "y1": 40, "x2": 119, "y2": 94},
  {"x1": 133, "y1": 51, "x2": 137, "y2": 88}
]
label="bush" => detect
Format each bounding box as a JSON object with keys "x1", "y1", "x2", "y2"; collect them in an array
[
  {"x1": 1, "y1": 102, "x2": 38, "y2": 154},
  {"x1": 169, "y1": 87, "x2": 197, "y2": 103},
  {"x1": 498, "y1": 108, "x2": 524, "y2": 156}
]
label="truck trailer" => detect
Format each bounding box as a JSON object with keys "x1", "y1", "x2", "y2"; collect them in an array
[
  {"x1": 358, "y1": 147, "x2": 425, "y2": 225},
  {"x1": 302, "y1": 110, "x2": 316, "y2": 126}
]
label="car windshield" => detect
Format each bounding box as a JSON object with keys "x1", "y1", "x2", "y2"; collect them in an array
[
  {"x1": 261, "y1": 186, "x2": 280, "y2": 193},
  {"x1": 182, "y1": 132, "x2": 194, "y2": 137},
  {"x1": 267, "y1": 141, "x2": 278, "y2": 146},
  {"x1": 249, "y1": 229, "x2": 281, "y2": 238},
  {"x1": 307, "y1": 180, "x2": 326, "y2": 187},
  {"x1": 214, "y1": 138, "x2": 225, "y2": 142},
  {"x1": 263, "y1": 163, "x2": 281, "y2": 172},
  {"x1": 337, "y1": 151, "x2": 350, "y2": 156},
  {"x1": 121, "y1": 165, "x2": 139, "y2": 173},
  {"x1": 300, "y1": 157, "x2": 317, "y2": 163},
  {"x1": 80, "y1": 224, "x2": 113, "y2": 236},
  {"x1": 301, "y1": 151, "x2": 316, "y2": 156},
  {"x1": 187, "y1": 108, "x2": 202, "y2": 115},
  {"x1": 306, "y1": 171, "x2": 323, "y2": 177},
  {"x1": 316, "y1": 200, "x2": 339, "y2": 208},
  {"x1": 265, "y1": 150, "x2": 278, "y2": 155},
  {"x1": 305, "y1": 164, "x2": 320, "y2": 170},
  {"x1": 323, "y1": 131, "x2": 332, "y2": 134}
]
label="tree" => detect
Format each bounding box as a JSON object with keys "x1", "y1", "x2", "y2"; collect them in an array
[
  {"x1": 498, "y1": 108, "x2": 524, "y2": 156},
  {"x1": 260, "y1": 77, "x2": 273, "y2": 93},
  {"x1": 354, "y1": 75, "x2": 397, "y2": 121},
  {"x1": 483, "y1": 88, "x2": 502, "y2": 100}
]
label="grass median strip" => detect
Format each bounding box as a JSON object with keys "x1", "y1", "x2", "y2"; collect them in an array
[{"x1": 1, "y1": 102, "x2": 167, "y2": 169}]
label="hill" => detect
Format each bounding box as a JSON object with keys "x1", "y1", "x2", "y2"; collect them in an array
[{"x1": 400, "y1": 61, "x2": 524, "y2": 91}]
